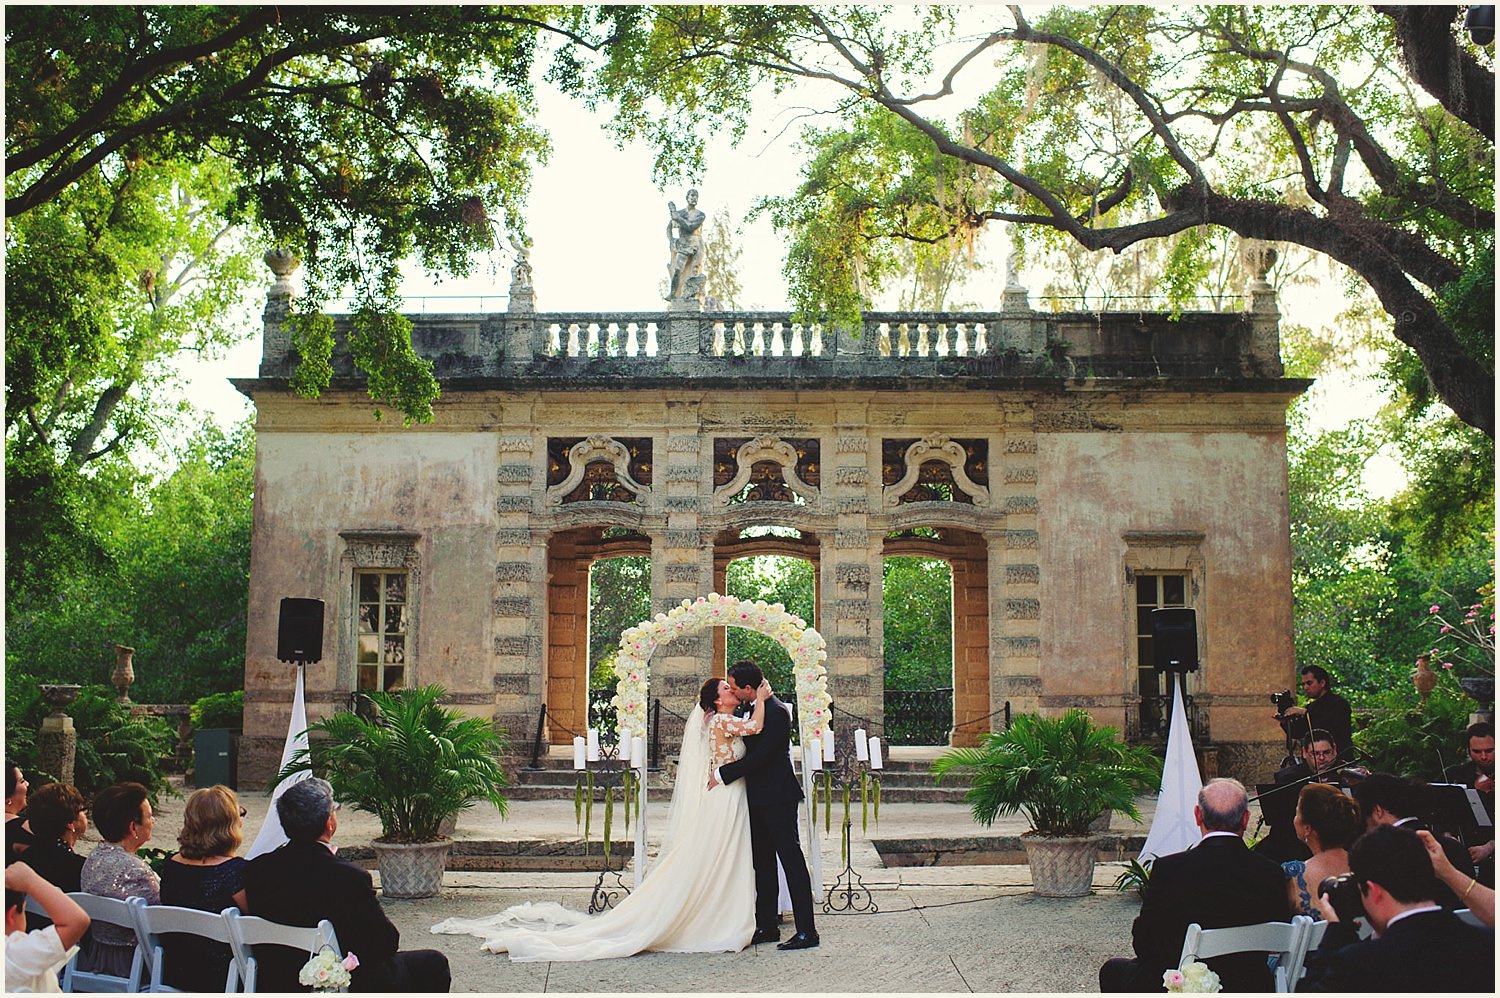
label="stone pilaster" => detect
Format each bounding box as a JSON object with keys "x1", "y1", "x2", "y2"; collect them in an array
[
  {"x1": 651, "y1": 404, "x2": 711, "y2": 737},
  {"x1": 492, "y1": 423, "x2": 544, "y2": 742},
  {"x1": 995, "y1": 407, "x2": 1042, "y2": 716},
  {"x1": 823, "y1": 415, "x2": 879, "y2": 725}
]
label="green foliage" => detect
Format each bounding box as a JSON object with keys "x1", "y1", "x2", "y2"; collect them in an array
[
  {"x1": 882, "y1": 557, "x2": 953, "y2": 690},
  {"x1": 932, "y1": 710, "x2": 1161, "y2": 836},
  {"x1": 4, "y1": 682, "x2": 175, "y2": 801},
  {"x1": 278, "y1": 685, "x2": 509, "y2": 843},
  {"x1": 1112, "y1": 857, "x2": 1152, "y2": 896},
  {"x1": 588, "y1": 556, "x2": 653, "y2": 673},
  {"x1": 725, "y1": 555, "x2": 815, "y2": 693},
  {"x1": 347, "y1": 304, "x2": 438, "y2": 424},
  {"x1": 5, "y1": 419, "x2": 255, "y2": 705},
  {"x1": 191, "y1": 692, "x2": 245, "y2": 731},
  {"x1": 1353, "y1": 682, "x2": 1475, "y2": 781}
]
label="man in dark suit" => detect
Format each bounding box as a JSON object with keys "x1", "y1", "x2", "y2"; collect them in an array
[
  {"x1": 1100, "y1": 778, "x2": 1289, "y2": 992},
  {"x1": 1301, "y1": 824, "x2": 1494, "y2": 991},
  {"x1": 711, "y1": 659, "x2": 818, "y2": 950},
  {"x1": 1278, "y1": 665, "x2": 1354, "y2": 765},
  {"x1": 1444, "y1": 720, "x2": 1495, "y2": 885},
  {"x1": 240, "y1": 778, "x2": 450, "y2": 992},
  {"x1": 1352, "y1": 772, "x2": 1475, "y2": 908}
]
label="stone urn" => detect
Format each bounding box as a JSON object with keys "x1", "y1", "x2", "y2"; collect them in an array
[
  {"x1": 1021, "y1": 833, "x2": 1099, "y2": 898},
  {"x1": 113, "y1": 644, "x2": 135, "y2": 702},
  {"x1": 369, "y1": 839, "x2": 452, "y2": 899},
  {"x1": 39, "y1": 684, "x2": 82, "y2": 717},
  {"x1": 1412, "y1": 654, "x2": 1439, "y2": 704},
  {"x1": 37, "y1": 685, "x2": 82, "y2": 787}
]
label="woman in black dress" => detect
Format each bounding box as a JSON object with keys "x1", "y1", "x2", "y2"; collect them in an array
[
  {"x1": 4, "y1": 760, "x2": 32, "y2": 865},
  {"x1": 17, "y1": 783, "x2": 88, "y2": 893},
  {"x1": 157, "y1": 785, "x2": 248, "y2": 992}
]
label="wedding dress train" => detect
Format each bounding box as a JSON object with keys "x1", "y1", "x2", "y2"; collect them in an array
[{"x1": 431, "y1": 706, "x2": 755, "y2": 961}]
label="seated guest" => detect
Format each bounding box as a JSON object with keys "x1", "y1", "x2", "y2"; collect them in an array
[
  {"x1": 1352, "y1": 772, "x2": 1474, "y2": 908},
  {"x1": 1100, "y1": 778, "x2": 1289, "y2": 992},
  {"x1": 158, "y1": 786, "x2": 248, "y2": 992},
  {"x1": 5, "y1": 861, "x2": 91, "y2": 993},
  {"x1": 19, "y1": 784, "x2": 89, "y2": 897},
  {"x1": 4, "y1": 761, "x2": 31, "y2": 865},
  {"x1": 78, "y1": 782, "x2": 160, "y2": 977},
  {"x1": 1283, "y1": 783, "x2": 1362, "y2": 917},
  {"x1": 1301, "y1": 824, "x2": 1494, "y2": 992},
  {"x1": 240, "y1": 778, "x2": 450, "y2": 992}
]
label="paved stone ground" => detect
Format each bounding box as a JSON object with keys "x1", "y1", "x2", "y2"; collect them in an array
[{"x1": 122, "y1": 776, "x2": 1153, "y2": 992}]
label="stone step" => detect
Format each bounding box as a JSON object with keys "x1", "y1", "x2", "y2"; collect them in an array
[{"x1": 507, "y1": 783, "x2": 971, "y2": 805}]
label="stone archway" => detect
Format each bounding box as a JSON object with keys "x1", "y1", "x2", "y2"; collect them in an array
[
  {"x1": 883, "y1": 527, "x2": 990, "y2": 747},
  {"x1": 545, "y1": 526, "x2": 651, "y2": 744},
  {"x1": 710, "y1": 527, "x2": 822, "y2": 675}
]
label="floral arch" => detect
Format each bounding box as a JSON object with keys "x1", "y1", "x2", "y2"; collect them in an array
[{"x1": 611, "y1": 592, "x2": 832, "y2": 747}]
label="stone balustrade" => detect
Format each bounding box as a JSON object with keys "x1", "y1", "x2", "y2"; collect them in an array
[{"x1": 256, "y1": 303, "x2": 1284, "y2": 385}]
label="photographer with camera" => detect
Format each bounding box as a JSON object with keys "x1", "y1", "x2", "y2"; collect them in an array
[
  {"x1": 1301, "y1": 825, "x2": 1493, "y2": 992},
  {"x1": 1274, "y1": 666, "x2": 1353, "y2": 766}
]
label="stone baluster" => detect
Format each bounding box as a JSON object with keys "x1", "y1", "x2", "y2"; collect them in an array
[{"x1": 259, "y1": 248, "x2": 301, "y2": 377}]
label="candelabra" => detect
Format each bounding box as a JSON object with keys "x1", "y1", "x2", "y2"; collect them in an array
[
  {"x1": 815, "y1": 723, "x2": 884, "y2": 915},
  {"x1": 572, "y1": 727, "x2": 646, "y2": 914}
]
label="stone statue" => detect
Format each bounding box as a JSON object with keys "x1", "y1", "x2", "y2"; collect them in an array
[
  {"x1": 666, "y1": 188, "x2": 706, "y2": 301},
  {"x1": 508, "y1": 232, "x2": 533, "y2": 289}
]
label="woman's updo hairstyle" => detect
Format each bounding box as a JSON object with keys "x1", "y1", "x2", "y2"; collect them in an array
[{"x1": 699, "y1": 677, "x2": 724, "y2": 715}]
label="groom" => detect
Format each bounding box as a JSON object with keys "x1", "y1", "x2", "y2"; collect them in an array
[{"x1": 710, "y1": 660, "x2": 819, "y2": 950}]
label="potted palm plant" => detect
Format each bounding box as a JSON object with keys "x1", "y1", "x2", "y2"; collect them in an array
[
  {"x1": 932, "y1": 709, "x2": 1160, "y2": 897},
  {"x1": 278, "y1": 684, "x2": 509, "y2": 899}
]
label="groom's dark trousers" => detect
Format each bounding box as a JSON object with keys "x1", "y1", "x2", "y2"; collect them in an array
[{"x1": 719, "y1": 695, "x2": 817, "y2": 938}]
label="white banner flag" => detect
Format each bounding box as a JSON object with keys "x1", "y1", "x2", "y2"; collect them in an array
[
  {"x1": 1139, "y1": 682, "x2": 1203, "y2": 862},
  {"x1": 245, "y1": 666, "x2": 311, "y2": 859}
]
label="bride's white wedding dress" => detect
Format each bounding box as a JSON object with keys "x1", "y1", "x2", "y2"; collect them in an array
[{"x1": 431, "y1": 705, "x2": 756, "y2": 961}]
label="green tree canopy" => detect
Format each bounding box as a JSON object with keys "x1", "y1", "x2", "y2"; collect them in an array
[{"x1": 581, "y1": 5, "x2": 1494, "y2": 436}]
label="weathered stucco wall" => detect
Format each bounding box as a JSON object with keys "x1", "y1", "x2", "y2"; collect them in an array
[{"x1": 1035, "y1": 394, "x2": 1296, "y2": 779}]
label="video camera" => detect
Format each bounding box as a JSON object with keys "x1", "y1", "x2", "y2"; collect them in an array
[{"x1": 1270, "y1": 689, "x2": 1296, "y2": 716}]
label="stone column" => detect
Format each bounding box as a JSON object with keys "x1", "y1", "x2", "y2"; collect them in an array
[
  {"x1": 822, "y1": 414, "x2": 880, "y2": 727},
  {"x1": 652, "y1": 403, "x2": 711, "y2": 757},
  {"x1": 492, "y1": 424, "x2": 546, "y2": 747},
  {"x1": 995, "y1": 409, "x2": 1043, "y2": 717}
]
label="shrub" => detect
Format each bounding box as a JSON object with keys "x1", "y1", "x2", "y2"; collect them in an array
[{"x1": 190, "y1": 691, "x2": 244, "y2": 730}]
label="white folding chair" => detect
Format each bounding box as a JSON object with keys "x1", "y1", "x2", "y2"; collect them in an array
[
  {"x1": 1179, "y1": 917, "x2": 1307, "y2": 993},
  {"x1": 59, "y1": 892, "x2": 147, "y2": 993},
  {"x1": 127, "y1": 899, "x2": 240, "y2": 994},
  {"x1": 1455, "y1": 907, "x2": 1484, "y2": 928},
  {"x1": 222, "y1": 909, "x2": 341, "y2": 994},
  {"x1": 1278, "y1": 915, "x2": 1320, "y2": 993}
]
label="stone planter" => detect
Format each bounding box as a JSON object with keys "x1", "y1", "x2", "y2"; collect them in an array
[
  {"x1": 370, "y1": 839, "x2": 452, "y2": 899},
  {"x1": 1021, "y1": 833, "x2": 1098, "y2": 898}
]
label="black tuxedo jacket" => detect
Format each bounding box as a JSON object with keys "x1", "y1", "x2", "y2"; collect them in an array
[
  {"x1": 719, "y1": 695, "x2": 803, "y2": 807},
  {"x1": 1301, "y1": 908, "x2": 1494, "y2": 992},
  {"x1": 242, "y1": 840, "x2": 401, "y2": 992},
  {"x1": 1133, "y1": 834, "x2": 1290, "y2": 991}
]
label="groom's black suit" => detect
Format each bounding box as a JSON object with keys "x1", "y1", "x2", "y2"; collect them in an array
[{"x1": 719, "y1": 695, "x2": 817, "y2": 939}]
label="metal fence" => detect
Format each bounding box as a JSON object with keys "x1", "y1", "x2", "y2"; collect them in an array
[{"x1": 884, "y1": 688, "x2": 955, "y2": 745}]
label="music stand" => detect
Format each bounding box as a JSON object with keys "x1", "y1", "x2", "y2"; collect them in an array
[{"x1": 1425, "y1": 782, "x2": 1494, "y2": 845}]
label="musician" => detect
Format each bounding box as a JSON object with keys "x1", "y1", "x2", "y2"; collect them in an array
[{"x1": 1277, "y1": 666, "x2": 1353, "y2": 764}]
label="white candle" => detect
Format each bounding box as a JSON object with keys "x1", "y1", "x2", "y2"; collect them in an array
[
  {"x1": 869, "y1": 736, "x2": 884, "y2": 770},
  {"x1": 855, "y1": 727, "x2": 869, "y2": 761},
  {"x1": 632, "y1": 735, "x2": 647, "y2": 773},
  {"x1": 586, "y1": 727, "x2": 600, "y2": 762},
  {"x1": 618, "y1": 727, "x2": 632, "y2": 761},
  {"x1": 822, "y1": 726, "x2": 835, "y2": 762},
  {"x1": 806, "y1": 744, "x2": 822, "y2": 772},
  {"x1": 572, "y1": 736, "x2": 586, "y2": 770}
]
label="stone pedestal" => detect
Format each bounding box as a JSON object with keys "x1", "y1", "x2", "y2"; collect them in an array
[{"x1": 38, "y1": 714, "x2": 76, "y2": 787}]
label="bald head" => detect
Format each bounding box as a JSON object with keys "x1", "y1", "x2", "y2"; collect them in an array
[{"x1": 1196, "y1": 778, "x2": 1250, "y2": 834}]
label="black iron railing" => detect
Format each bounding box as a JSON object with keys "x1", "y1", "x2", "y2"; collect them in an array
[
  {"x1": 884, "y1": 688, "x2": 954, "y2": 745},
  {"x1": 1125, "y1": 691, "x2": 1208, "y2": 744}
]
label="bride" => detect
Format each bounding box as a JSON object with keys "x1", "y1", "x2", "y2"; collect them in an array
[{"x1": 432, "y1": 676, "x2": 771, "y2": 961}]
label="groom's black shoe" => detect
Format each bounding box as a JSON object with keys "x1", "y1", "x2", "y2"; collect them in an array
[
  {"x1": 776, "y1": 932, "x2": 819, "y2": 950},
  {"x1": 750, "y1": 928, "x2": 780, "y2": 945}
]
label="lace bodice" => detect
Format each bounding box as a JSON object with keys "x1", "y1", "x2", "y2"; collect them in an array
[{"x1": 709, "y1": 711, "x2": 759, "y2": 766}]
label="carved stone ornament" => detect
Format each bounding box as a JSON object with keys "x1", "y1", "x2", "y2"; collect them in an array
[
  {"x1": 713, "y1": 435, "x2": 819, "y2": 506},
  {"x1": 883, "y1": 435, "x2": 992, "y2": 507},
  {"x1": 545, "y1": 435, "x2": 651, "y2": 506}
]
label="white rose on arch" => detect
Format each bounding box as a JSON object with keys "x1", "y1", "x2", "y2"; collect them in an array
[{"x1": 611, "y1": 593, "x2": 832, "y2": 745}]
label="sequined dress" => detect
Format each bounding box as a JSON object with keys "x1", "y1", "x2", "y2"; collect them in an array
[{"x1": 79, "y1": 842, "x2": 160, "y2": 976}]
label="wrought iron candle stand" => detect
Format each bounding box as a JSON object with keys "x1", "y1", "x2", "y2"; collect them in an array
[
  {"x1": 580, "y1": 742, "x2": 639, "y2": 914},
  {"x1": 819, "y1": 725, "x2": 879, "y2": 915}
]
